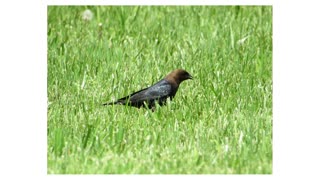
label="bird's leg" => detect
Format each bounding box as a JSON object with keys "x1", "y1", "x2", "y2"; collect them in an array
[{"x1": 151, "y1": 106, "x2": 156, "y2": 112}]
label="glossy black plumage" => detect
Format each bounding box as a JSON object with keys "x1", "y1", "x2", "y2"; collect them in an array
[{"x1": 103, "y1": 69, "x2": 192, "y2": 109}]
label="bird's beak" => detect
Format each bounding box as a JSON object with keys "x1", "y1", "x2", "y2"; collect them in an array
[{"x1": 188, "y1": 75, "x2": 193, "y2": 79}]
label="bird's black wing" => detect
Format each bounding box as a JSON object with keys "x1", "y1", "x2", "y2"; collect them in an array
[
  {"x1": 104, "y1": 79, "x2": 173, "y2": 107},
  {"x1": 129, "y1": 79, "x2": 172, "y2": 103}
]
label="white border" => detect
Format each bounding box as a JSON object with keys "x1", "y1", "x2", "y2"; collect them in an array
[
  {"x1": 47, "y1": 0, "x2": 274, "y2": 6},
  {"x1": 2, "y1": 0, "x2": 320, "y2": 179}
]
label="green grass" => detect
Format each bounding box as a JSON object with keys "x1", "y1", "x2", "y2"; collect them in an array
[{"x1": 47, "y1": 6, "x2": 272, "y2": 174}]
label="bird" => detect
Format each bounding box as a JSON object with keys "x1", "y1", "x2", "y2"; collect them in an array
[{"x1": 103, "y1": 69, "x2": 192, "y2": 110}]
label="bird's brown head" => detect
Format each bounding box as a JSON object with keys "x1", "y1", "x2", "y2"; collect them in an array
[{"x1": 165, "y1": 69, "x2": 193, "y2": 84}]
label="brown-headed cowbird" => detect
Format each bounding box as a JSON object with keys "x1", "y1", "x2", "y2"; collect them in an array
[{"x1": 103, "y1": 69, "x2": 192, "y2": 110}]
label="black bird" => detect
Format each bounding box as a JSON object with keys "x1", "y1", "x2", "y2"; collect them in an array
[{"x1": 103, "y1": 69, "x2": 192, "y2": 110}]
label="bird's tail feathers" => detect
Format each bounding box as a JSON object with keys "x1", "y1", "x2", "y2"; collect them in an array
[
  {"x1": 103, "y1": 102, "x2": 117, "y2": 106},
  {"x1": 102, "y1": 100, "x2": 126, "y2": 106}
]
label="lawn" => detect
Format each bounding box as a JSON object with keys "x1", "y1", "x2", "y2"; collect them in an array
[{"x1": 47, "y1": 6, "x2": 272, "y2": 174}]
